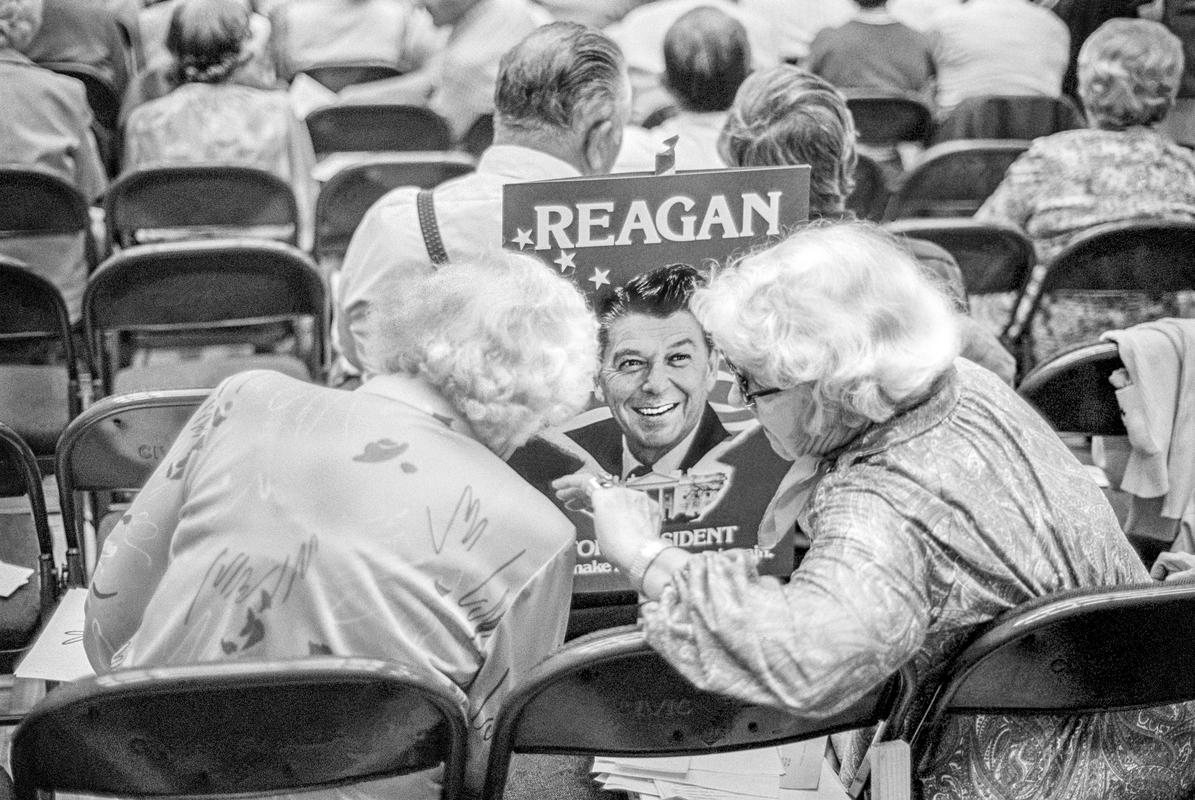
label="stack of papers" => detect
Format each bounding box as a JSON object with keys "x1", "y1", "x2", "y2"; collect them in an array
[{"x1": 592, "y1": 738, "x2": 848, "y2": 800}]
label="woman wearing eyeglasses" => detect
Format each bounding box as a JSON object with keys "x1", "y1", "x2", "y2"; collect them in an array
[{"x1": 590, "y1": 220, "x2": 1195, "y2": 799}]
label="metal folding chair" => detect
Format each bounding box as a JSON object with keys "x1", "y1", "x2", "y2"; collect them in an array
[
  {"x1": 883, "y1": 140, "x2": 1029, "y2": 220},
  {"x1": 306, "y1": 104, "x2": 452, "y2": 157}
]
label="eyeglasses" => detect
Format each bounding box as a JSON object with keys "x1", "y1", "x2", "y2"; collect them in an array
[{"x1": 724, "y1": 357, "x2": 783, "y2": 408}]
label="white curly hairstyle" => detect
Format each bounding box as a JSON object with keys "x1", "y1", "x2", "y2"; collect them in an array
[
  {"x1": 0, "y1": 0, "x2": 42, "y2": 51},
  {"x1": 691, "y1": 221, "x2": 961, "y2": 437},
  {"x1": 373, "y1": 252, "x2": 599, "y2": 457},
  {"x1": 1078, "y1": 18, "x2": 1184, "y2": 130}
]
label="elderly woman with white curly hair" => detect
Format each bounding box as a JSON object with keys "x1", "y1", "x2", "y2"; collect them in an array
[
  {"x1": 83, "y1": 253, "x2": 599, "y2": 800},
  {"x1": 591, "y1": 221, "x2": 1195, "y2": 799},
  {"x1": 978, "y1": 17, "x2": 1195, "y2": 365}
]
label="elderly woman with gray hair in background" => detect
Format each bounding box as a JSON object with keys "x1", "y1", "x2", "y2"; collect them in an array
[
  {"x1": 84, "y1": 253, "x2": 599, "y2": 800},
  {"x1": 977, "y1": 18, "x2": 1195, "y2": 364},
  {"x1": 720, "y1": 65, "x2": 1016, "y2": 383},
  {"x1": 590, "y1": 220, "x2": 1195, "y2": 799}
]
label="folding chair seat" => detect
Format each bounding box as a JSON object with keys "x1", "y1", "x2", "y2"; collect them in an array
[
  {"x1": 83, "y1": 240, "x2": 329, "y2": 398},
  {"x1": 0, "y1": 258, "x2": 89, "y2": 480},
  {"x1": 0, "y1": 424, "x2": 60, "y2": 680},
  {"x1": 55, "y1": 388, "x2": 208, "y2": 587},
  {"x1": 1008, "y1": 220, "x2": 1195, "y2": 372},
  {"x1": 846, "y1": 152, "x2": 891, "y2": 223},
  {"x1": 883, "y1": 140, "x2": 1029, "y2": 220},
  {"x1": 103, "y1": 165, "x2": 301, "y2": 250},
  {"x1": 306, "y1": 104, "x2": 453, "y2": 158},
  {"x1": 0, "y1": 166, "x2": 100, "y2": 274},
  {"x1": 314, "y1": 153, "x2": 475, "y2": 266},
  {"x1": 483, "y1": 626, "x2": 914, "y2": 800},
  {"x1": 932, "y1": 94, "x2": 1086, "y2": 145},
  {"x1": 908, "y1": 581, "x2": 1195, "y2": 795},
  {"x1": 843, "y1": 91, "x2": 934, "y2": 148},
  {"x1": 11, "y1": 656, "x2": 469, "y2": 800},
  {"x1": 298, "y1": 62, "x2": 405, "y2": 92}
]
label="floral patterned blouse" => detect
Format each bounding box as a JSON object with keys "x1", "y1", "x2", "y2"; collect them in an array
[
  {"x1": 640, "y1": 359, "x2": 1195, "y2": 799},
  {"x1": 976, "y1": 126, "x2": 1195, "y2": 364}
]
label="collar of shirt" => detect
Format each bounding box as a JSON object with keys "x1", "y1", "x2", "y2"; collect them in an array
[
  {"x1": 357, "y1": 372, "x2": 484, "y2": 443},
  {"x1": 0, "y1": 50, "x2": 35, "y2": 68},
  {"x1": 476, "y1": 144, "x2": 581, "y2": 184},
  {"x1": 833, "y1": 364, "x2": 961, "y2": 467},
  {"x1": 621, "y1": 420, "x2": 703, "y2": 479},
  {"x1": 855, "y1": 8, "x2": 897, "y2": 24}
]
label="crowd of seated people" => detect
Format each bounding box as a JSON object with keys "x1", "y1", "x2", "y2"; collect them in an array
[{"x1": 8, "y1": 0, "x2": 1195, "y2": 798}]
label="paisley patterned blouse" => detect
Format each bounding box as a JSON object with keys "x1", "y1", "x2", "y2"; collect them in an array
[
  {"x1": 640, "y1": 359, "x2": 1195, "y2": 799},
  {"x1": 976, "y1": 126, "x2": 1195, "y2": 365}
]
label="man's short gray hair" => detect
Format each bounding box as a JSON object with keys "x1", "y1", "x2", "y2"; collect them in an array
[
  {"x1": 495, "y1": 22, "x2": 626, "y2": 132},
  {"x1": 374, "y1": 253, "x2": 600, "y2": 456},
  {"x1": 691, "y1": 221, "x2": 960, "y2": 436},
  {"x1": 0, "y1": 0, "x2": 42, "y2": 51},
  {"x1": 1079, "y1": 18, "x2": 1185, "y2": 130}
]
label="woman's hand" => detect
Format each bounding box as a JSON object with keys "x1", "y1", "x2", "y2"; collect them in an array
[
  {"x1": 592, "y1": 485, "x2": 664, "y2": 569},
  {"x1": 1150, "y1": 552, "x2": 1195, "y2": 582},
  {"x1": 552, "y1": 470, "x2": 616, "y2": 513}
]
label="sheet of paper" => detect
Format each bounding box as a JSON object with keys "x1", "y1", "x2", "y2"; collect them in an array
[
  {"x1": 15, "y1": 588, "x2": 95, "y2": 682},
  {"x1": 693, "y1": 749, "x2": 783, "y2": 775},
  {"x1": 601, "y1": 773, "x2": 666, "y2": 794},
  {"x1": 0, "y1": 561, "x2": 33, "y2": 598},
  {"x1": 656, "y1": 777, "x2": 776, "y2": 800},
  {"x1": 779, "y1": 756, "x2": 848, "y2": 800},
  {"x1": 612, "y1": 756, "x2": 693, "y2": 774},
  {"x1": 780, "y1": 738, "x2": 827, "y2": 790},
  {"x1": 682, "y1": 769, "x2": 780, "y2": 797}
]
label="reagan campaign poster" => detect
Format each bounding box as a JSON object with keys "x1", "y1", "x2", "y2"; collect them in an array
[{"x1": 502, "y1": 165, "x2": 811, "y2": 596}]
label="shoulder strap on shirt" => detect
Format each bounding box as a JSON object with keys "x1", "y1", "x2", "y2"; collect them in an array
[{"x1": 416, "y1": 188, "x2": 449, "y2": 267}]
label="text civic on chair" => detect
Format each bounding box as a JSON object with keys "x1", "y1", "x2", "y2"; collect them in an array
[{"x1": 11, "y1": 656, "x2": 469, "y2": 800}]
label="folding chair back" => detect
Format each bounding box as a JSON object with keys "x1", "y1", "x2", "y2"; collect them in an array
[
  {"x1": 306, "y1": 104, "x2": 452, "y2": 157},
  {"x1": 41, "y1": 62, "x2": 122, "y2": 176},
  {"x1": 458, "y1": 113, "x2": 494, "y2": 158},
  {"x1": 0, "y1": 423, "x2": 59, "y2": 675},
  {"x1": 83, "y1": 240, "x2": 329, "y2": 396},
  {"x1": 884, "y1": 140, "x2": 1029, "y2": 220},
  {"x1": 844, "y1": 91, "x2": 933, "y2": 147},
  {"x1": 483, "y1": 626, "x2": 913, "y2": 800},
  {"x1": 0, "y1": 258, "x2": 87, "y2": 476},
  {"x1": 103, "y1": 165, "x2": 301, "y2": 249},
  {"x1": 909, "y1": 582, "x2": 1195, "y2": 772},
  {"x1": 299, "y1": 62, "x2": 404, "y2": 92},
  {"x1": 1016, "y1": 341, "x2": 1125, "y2": 436},
  {"x1": 0, "y1": 166, "x2": 99, "y2": 270},
  {"x1": 846, "y1": 152, "x2": 891, "y2": 222},
  {"x1": 933, "y1": 94, "x2": 1085, "y2": 145},
  {"x1": 885, "y1": 219, "x2": 1034, "y2": 297},
  {"x1": 55, "y1": 388, "x2": 208, "y2": 587},
  {"x1": 1010, "y1": 220, "x2": 1195, "y2": 369},
  {"x1": 314, "y1": 153, "x2": 475, "y2": 263},
  {"x1": 11, "y1": 656, "x2": 469, "y2": 800}
]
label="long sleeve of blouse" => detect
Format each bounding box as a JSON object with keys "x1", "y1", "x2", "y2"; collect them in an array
[{"x1": 641, "y1": 482, "x2": 933, "y2": 717}]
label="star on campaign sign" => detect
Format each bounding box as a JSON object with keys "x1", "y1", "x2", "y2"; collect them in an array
[{"x1": 502, "y1": 165, "x2": 810, "y2": 304}]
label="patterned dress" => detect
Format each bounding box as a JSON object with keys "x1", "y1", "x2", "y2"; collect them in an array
[
  {"x1": 639, "y1": 359, "x2": 1195, "y2": 799},
  {"x1": 84, "y1": 371, "x2": 577, "y2": 799},
  {"x1": 975, "y1": 125, "x2": 1195, "y2": 366}
]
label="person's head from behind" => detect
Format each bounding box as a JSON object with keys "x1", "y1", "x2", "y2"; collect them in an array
[
  {"x1": 595, "y1": 264, "x2": 716, "y2": 467},
  {"x1": 663, "y1": 7, "x2": 751, "y2": 114},
  {"x1": 375, "y1": 254, "x2": 599, "y2": 459},
  {"x1": 691, "y1": 222, "x2": 960, "y2": 460},
  {"x1": 494, "y1": 22, "x2": 630, "y2": 176},
  {"x1": 1078, "y1": 18, "x2": 1184, "y2": 131},
  {"x1": 0, "y1": 0, "x2": 42, "y2": 52},
  {"x1": 721, "y1": 66, "x2": 857, "y2": 217},
  {"x1": 167, "y1": 0, "x2": 252, "y2": 84}
]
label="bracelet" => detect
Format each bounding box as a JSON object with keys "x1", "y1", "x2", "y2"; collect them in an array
[{"x1": 626, "y1": 539, "x2": 680, "y2": 592}]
